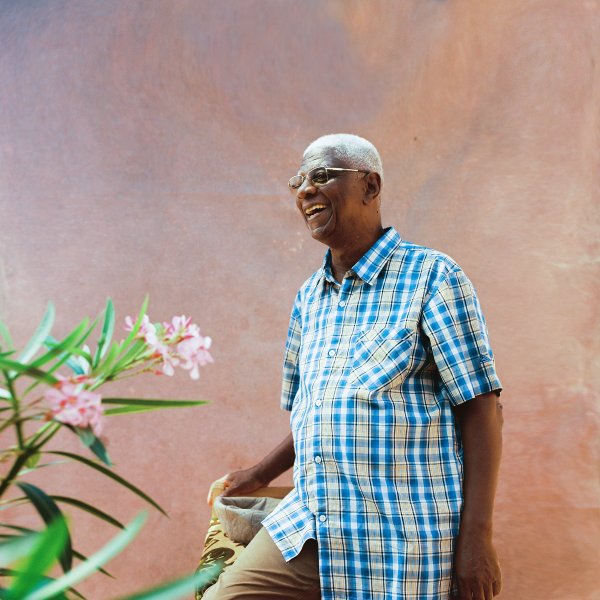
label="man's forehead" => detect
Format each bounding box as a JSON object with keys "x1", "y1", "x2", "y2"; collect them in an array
[{"x1": 299, "y1": 146, "x2": 347, "y2": 173}]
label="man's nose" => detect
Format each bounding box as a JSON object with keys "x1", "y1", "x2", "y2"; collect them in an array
[{"x1": 296, "y1": 178, "x2": 317, "y2": 200}]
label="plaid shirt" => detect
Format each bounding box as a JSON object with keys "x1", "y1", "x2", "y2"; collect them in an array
[{"x1": 262, "y1": 227, "x2": 502, "y2": 600}]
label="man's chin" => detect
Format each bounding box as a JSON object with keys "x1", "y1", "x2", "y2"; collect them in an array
[{"x1": 307, "y1": 213, "x2": 334, "y2": 243}]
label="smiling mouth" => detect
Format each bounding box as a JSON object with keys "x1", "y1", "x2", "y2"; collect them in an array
[{"x1": 305, "y1": 204, "x2": 328, "y2": 220}]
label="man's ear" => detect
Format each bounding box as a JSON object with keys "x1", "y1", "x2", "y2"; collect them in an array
[{"x1": 363, "y1": 172, "x2": 382, "y2": 204}]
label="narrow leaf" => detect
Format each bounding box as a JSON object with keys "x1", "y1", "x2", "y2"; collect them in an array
[
  {"x1": 45, "y1": 452, "x2": 167, "y2": 516},
  {"x1": 0, "y1": 568, "x2": 84, "y2": 600},
  {"x1": 0, "y1": 321, "x2": 14, "y2": 351},
  {"x1": 51, "y1": 496, "x2": 124, "y2": 529},
  {"x1": 24, "y1": 453, "x2": 41, "y2": 470},
  {"x1": 0, "y1": 532, "x2": 38, "y2": 567},
  {"x1": 0, "y1": 359, "x2": 57, "y2": 385},
  {"x1": 31, "y1": 317, "x2": 94, "y2": 372},
  {"x1": 17, "y1": 460, "x2": 69, "y2": 477},
  {"x1": 34, "y1": 333, "x2": 87, "y2": 374},
  {"x1": 15, "y1": 483, "x2": 72, "y2": 573},
  {"x1": 0, "y1": 525, "x2": 113, "y2": 579},
  {"x1": 24, "y1": 512, "x2": 148, "y2": 600},
  {"x1": 22, "y1": 321, "x2": 97, "y2": 396},
  {"x1": 5, "y1": 516, "x2": 68, "y2": 599},
  {"x1": 93, "y1": 299, "x2": 115, "y2": 368},
  {"x1": 17, "y1": 304, "x2": 54, "y2": 364},
  {"x1": 69, "y1": 427, "x2": 112, "y2": 466},
  {"x1": 120, "y1": 296, "x2": 149, "y2": 351},
  {"x1": 93, "y1": 342, "x2": 120, "y2": 377},
  {"x1": 103, "y1": 398, "x2": 207, "y2": 416},
  {"x1": 113, "y1": 564, "x2": 224, "y2": 600},
  {"x1": 109, "y1": 339, "x2": 147, "y2": 375}
]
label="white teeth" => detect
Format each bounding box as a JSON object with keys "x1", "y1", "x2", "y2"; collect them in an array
[{"x1": 305, "y1": 204, "x2": 327, "y2": 216}]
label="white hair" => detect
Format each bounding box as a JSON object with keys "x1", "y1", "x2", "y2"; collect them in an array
[{"x1": 303, "y1": 133, "x2": 384, "y2": 187}]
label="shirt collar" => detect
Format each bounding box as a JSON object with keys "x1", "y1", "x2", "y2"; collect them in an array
[{"x1": 320, "y1": 227, "x2": 402, "y2": 287}]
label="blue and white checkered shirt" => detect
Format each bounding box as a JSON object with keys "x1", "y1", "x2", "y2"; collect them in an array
[{"x1": 262, "y1": 227, "x2": 502, "y2": 600}]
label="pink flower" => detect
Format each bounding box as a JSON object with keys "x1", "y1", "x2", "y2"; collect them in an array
[
  {"x1": 45, "y1": 378, "x2": 104, "y2": 436},
  {"x1": 176, "y1": 334, "x2": 213, "y2": 380},
  {"x1": 163, "y1": 315, "x2": 200, "y2": 343},
  {"x1": 126, "y1": 313, "x2": 213, "y2": 379},
  {"x1": 124, "y1": 314, "x2": 159, "y2": 347}
]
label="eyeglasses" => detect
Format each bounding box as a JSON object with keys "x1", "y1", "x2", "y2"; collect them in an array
[{"x1": 288, "y1": 166, "x2": 369, "y2": 190}]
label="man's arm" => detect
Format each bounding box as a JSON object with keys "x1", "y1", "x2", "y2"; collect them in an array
[
  {"x1": 219, "y1": 432, "x2": 295, "y2": 497},
  {"x1": 452, "y1": 391, "x2": 503, "y2": 600}
]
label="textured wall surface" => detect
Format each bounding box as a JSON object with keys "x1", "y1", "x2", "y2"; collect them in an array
[{"x1": 1, "y1": 1, "x2": 598, "y2": 598}]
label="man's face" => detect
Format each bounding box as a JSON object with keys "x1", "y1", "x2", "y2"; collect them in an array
[{"x1": 292, "y1": 147, "x2": 367, "y2": 247}]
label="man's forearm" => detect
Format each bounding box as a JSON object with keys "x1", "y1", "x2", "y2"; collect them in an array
[
  {"x1": 254, "y1": 432, "x2": 295, "y2": 485},
  {"x1": 454, "y1": 391, "x2": 503, "y2": 532}
]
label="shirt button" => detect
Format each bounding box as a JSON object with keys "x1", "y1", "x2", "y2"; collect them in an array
[
  {"x1": 327, "y1": 349, "x2": 336, "y2": 357},
  {"x1": 319, "y1": 514, "x2": 327, "y2": 522},
  {"x1": 338, "y1": 300, "x2": 346, "y2": 307},
  {"x1": 315, "y1": 399, "x2": 322, "y2": 407},
  {"x1": 314, "y1": 455, "x2": 322, "y2": 463}
]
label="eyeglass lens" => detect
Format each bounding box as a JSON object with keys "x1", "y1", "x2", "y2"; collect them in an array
[{"x1": 289, "y1": 167, "x2": 329, "y2": 189}]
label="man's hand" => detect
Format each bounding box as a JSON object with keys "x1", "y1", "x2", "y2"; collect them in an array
[
  {"x1": 220, "y1": 466, "x2": 267, "y2": 497},
  {"x1": 453, "y1": 529, "x2": 502, "y2": 599},
  {"x1": 452, "y1": 392, "x2": 503, "y2": 599},
  {"x1": 206, "y1": 432, "x2": 295, "y2": 505}
]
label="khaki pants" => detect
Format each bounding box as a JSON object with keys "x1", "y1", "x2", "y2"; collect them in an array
[{"x1": 202, "y1": 527, "x2": 321, "y2": 600}]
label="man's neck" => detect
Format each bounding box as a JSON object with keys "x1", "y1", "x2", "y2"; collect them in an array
[{"x1": 328, "y1": 226, "x2": 385, "y2": 282}]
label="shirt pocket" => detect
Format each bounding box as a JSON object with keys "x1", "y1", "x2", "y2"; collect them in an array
[{"x1": 350, "y1": 326, "x2": 418, "y2": 392}]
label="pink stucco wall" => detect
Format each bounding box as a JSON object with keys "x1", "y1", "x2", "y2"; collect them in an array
[{"x1": 1, "y1": 1, "x2": 598, "y2": 598}]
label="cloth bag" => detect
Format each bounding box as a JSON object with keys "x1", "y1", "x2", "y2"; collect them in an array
[{"x1": 212, "y1": 496, "x2": 282, "y2": 545}]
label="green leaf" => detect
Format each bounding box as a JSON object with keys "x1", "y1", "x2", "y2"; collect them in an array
[
  {"x1": 93, "y1": 341, "x2": 120, "y2": 377},
  {"x1": 22, "y1": 321, "x2": 97, "y2": 397},
  {"x1": 109, "y1": 339, "x2": 148, "y2": 375},
  {"x1": 0, "y1": 532, "x2": 38, "y2": 567},
  {"x1": 69, "y1": 426, "x2": 112, "y2": 466},
  {"x1": 27, "y1": 422, "x2": 61, "y2": 454},
  {"x1": 113, "y1": 564, "x2": 224, "y2": 600},
  {"x1": 45, "y1": 451, "x2": 167, "y2": 516},
  {"x1": 51, "y1": 496, "x2": 124, "y2": 530},
  {"x1": 103, "y1": 398, "x2": 207, "y2": 416},
  {"x1": 24, "y1": 512, "x2": 148, "y2": 600},
  {"x1": 120, "y1": 296, "x2": 149, "y2": 351},
  {"x1": 0, "y1": 321, "x2": 14, "y2": 351},
  {"x1": 31, "y1": 318, "x2": 91, "y2": 371},
  {"x1": 24, "y1": 453, "x2": 41, "y2": 469},
  {"x1": 0, "y1": 358, "x2": 58, "y2": 385},
  {"x1": 17, "y1": 304, "x2": 54, "y2": 365},
  {"x1": 0, "y1": 525, "x2": 113, "y2": 579},
  {"x1": 34, "y1": 334, "x2": 88, "y2": 376},
  {"x1": 4, "y1": 516, "x2": 68, "y2": 599},
  {"x1": 93, "y1": 299, "x2": 115, "y2": 369},
  {"x1": 15, "y1": 483, "x2": 73, "y2": 573},
  {"x1": 17, "y1": 460, "x2": 69, "y2": 477}
]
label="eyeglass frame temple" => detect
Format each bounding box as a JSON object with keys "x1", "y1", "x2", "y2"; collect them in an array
[{"x1": 288, "y1": 167, "x2": 370, "y2": 189}]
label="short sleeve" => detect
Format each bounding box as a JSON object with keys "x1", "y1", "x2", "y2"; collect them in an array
[
  {"x1": 421, "y1": 268, "x2": 502, "y2": 405},
  {"x1": 281, "y1": 292, "x2": 302, "y2": 412}
]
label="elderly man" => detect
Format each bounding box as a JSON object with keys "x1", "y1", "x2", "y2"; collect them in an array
[{"x1": 205, "y1": 134, "x2": 503, "y2": 600}]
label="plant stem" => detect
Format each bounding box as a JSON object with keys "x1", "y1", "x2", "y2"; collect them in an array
[
  {"x1": 0, "y1": 447, "x2": 35, "y2": 500},
  {"x1": 110, "y1": 365, "x2": 159, "y2": 381},
  {"x1": 26, "y1": 421, "x2": 60, "y2": 450},
  {"x1": 2, "y1": 372, "x2": 24, "y2": 450}
]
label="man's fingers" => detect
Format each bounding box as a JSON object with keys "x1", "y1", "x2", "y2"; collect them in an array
[
  {"x1": 492, "y1": 576, "x2": 502, "y2": 596},
  {"x1": 456, "y1": 580, "x2": 471, "y2": 600},
  {"x1": 206, "y1": 475, "x2": 230, "y2": 505},
  {"x1": 474, "y1": 583, "x2": 486, "y2": 600},
  {"x1": 220, "y1": 482, "x2": 235, "y2": 497},
  {"x1": 484, "y1": 581, "x2": 494, "y2": 600}
]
